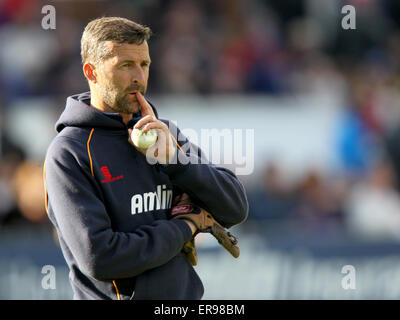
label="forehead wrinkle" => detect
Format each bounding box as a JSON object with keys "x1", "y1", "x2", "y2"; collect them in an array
[{"x1": 107, "y1": 41, "x2": 150, "y2": 62}]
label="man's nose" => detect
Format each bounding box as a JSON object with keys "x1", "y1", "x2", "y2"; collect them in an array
[{"x1": 131, "y1": 65, "x2": 146, "y2": 84}]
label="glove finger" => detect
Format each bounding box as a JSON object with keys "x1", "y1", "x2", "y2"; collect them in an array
[
  {"x1": 211, "y1": 224, "x2": 240, "y2": 258},
  {"x1": 183, "y1": 240, "x2": 198, "y2": 266}
]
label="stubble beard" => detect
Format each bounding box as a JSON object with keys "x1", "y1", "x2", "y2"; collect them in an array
[{"x1": 100, "y1": 83, "x2": 142, "y2": 114}]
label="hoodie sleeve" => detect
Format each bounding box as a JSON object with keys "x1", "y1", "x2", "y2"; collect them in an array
[
  {"x1": 45, "y1": 136, "x2": 192, "y2": 281},
  {"x1": 159, "y1": 121, "x2": 249, "y2": 228}
]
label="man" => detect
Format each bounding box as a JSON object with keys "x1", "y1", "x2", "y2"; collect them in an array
[{"x1": 44, "y1": 17, "x2": 248, "y2": 300}]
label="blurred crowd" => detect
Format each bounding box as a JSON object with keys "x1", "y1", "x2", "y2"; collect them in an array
[{"x1": 1, "y1": 0, "x2": 400, "y2": 242}]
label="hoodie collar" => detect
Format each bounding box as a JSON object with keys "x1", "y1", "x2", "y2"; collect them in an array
[{"x1": 55, "y1": 91, "x2": 159, "y2": 133}]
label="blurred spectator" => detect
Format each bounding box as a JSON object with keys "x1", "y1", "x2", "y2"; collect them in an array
[
  {"x1": 12, "y1": 160, "x2": 47, "y2": 224},
  {"x1": 0, "y1": 0, "x2": 58, "y2": 101},
  {"x1": 292, "y1": 170, "x2": 345, "y2": 230},
  {"x1": 0, "y1": 129, "x2": 25, "y2": 226},
  {"x1": 247, "y1": 163, "x2": 296, "y2": 221},
  {"x1": 345, "y1": 159, "x2": 400, "y2": 241},
  {"x1": 155, "y1": 0, "x2": 207, "y2": 93},
  {"x1": 385, "y1": 124, "x2": 400, "y2": 192},
  {"x1": 335, "y1": 78, "x2": 381, "y2": 177}
]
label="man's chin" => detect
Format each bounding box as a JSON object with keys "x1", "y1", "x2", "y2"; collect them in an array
[
  {"x1": 119, "y1": 101, "x2": 140, "y2": 114},
  {"x1": 126, "y1": 95, "x2": 141, "y2": 112}
]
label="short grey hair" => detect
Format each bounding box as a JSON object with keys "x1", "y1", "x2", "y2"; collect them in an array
[{"x1": 81, "y1": 16, "x2": 152, "y2": 65}]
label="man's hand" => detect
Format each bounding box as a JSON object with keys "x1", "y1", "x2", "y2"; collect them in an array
[
  {"x1": 128, "y1": 92, "x2": 176, "y2": 165},
  {"x1": 184, "y1": 219, "x2": 197, "y2": 235},
  {"x1": 170, "y1": 193, "x2": 240, "y2": 265},
  {"x1": 173, "y1": 193, "x2": 197, "y2": 235}
]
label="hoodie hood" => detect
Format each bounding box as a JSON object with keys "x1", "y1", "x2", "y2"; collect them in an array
[{"x1": 55, "y1": 91, "x2": 159, "y2": 133}]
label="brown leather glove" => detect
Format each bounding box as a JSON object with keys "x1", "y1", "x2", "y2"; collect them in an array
[
  {"x1": 170, "y1": 194, "x2": 240, "y2": 265},
  {"x1": 182, "y1": 239, "x2": 198, "y2": 266}
]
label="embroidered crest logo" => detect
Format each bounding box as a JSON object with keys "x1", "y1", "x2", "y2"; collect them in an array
[{"x1": 100, "y1": 166, "x2": 124, "y2": 183}]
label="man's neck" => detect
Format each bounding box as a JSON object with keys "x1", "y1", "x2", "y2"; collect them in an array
[
  {"x1": 90, "y1": 97, "x2": 133, "y2": 126},
  {"x1": 119, "y1": 113, "x2": 133, "y2": 125}
]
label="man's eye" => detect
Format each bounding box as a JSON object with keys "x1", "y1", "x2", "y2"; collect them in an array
[{"x1": 121, "y1": 63, "x2": 131, "y2": 68}]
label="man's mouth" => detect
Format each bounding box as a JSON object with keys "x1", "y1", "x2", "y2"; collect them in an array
[
  {"x1": 128, "y1": 88, "x2": 145, "y2": 94},
  {"x1": 127, "y1": 92, "x2": 139, "y2": 100}
]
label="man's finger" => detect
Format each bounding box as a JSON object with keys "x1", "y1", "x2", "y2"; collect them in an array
[
  {"x1": 136, "y1": 92, "x2": 156, "y2": 118},
  {"x1": 127, "y1": 128, "x2": 133, "y2": 145},
  {"x1": 134, "y1": 115, "x2": 154, "y2": 130},
  {"x1": 141, "y1": 121, "x2": 168, "y2": 133}
]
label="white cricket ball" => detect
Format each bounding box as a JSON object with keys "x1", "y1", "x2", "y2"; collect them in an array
[{"x1": 131, "y1": 126, "x2": 158, "y2": 149}]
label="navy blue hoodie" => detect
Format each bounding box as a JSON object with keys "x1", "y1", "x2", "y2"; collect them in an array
[{"x1": 44, "y1": 92, "x2": 248, "y2": 300}]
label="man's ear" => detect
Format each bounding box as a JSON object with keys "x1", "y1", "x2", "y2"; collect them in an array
[{"x1": 83, "y1": 62, "x2": 98, "y2": 84}]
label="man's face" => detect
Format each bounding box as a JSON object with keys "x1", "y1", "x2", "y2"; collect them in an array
[{"x1": 95, "y1": 41, "x2": 151, "y2": 114}]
